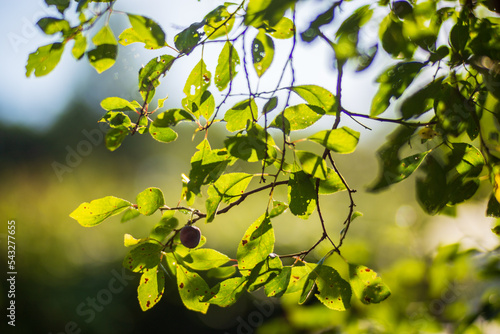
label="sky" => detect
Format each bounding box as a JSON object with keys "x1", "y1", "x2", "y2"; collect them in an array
[{"x1": 0, "y1": 0, "x2": 384, "y2": 134}]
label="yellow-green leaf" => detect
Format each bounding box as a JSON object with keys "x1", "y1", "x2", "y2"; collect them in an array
[{"x1": 70, "y1": 196, "x2": 131, "y2": 227}]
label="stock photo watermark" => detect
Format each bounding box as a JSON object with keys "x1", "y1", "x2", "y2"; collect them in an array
[{"x1": 47, "y1": 267, "x2": 135, "y2": 334}]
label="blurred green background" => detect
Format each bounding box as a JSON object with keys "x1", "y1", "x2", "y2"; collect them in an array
[{"x1": 1, "y1": 1, "x2": 500, "y2": 333}]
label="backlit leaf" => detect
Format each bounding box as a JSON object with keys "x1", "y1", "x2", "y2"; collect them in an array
[
  {"x1": 88, "y1": 25, "x2": 117, "y2": 73},
  {"x1": 265, "y1": 266, "x2": 291, "y2": 297},
  {"x1": 349, "y1": 264, "x2": 391, "y2": 304},
  {"x1": 26, "y1": 43, "x2": 65, "y2": 77},
  {"x1": 204, "y1": 277, "x2": 247, "y2": 307},
  {"x1": 315, "y1": 265, "x2": 352, "y2": 310},
  {"x1": 319, "y1": 168, "x2": 346, "y2": 195},
  {"x1": 204, "y1": 5, "x2": 235, "y2": 39},
  {"x1": 105, "y1": 126, "x2": 128, "y2": 151},
  {"x1": 174, "y1": 22, "x2": 204, "y2": 54},
  {"x1": 252, "y1": 30, "x2": 274, "y2": 77},
  {"x1": 271, "y1": 104, "x2": 325, "y2": 132},
  {"x1": 308, "y1": 127, "x2": 360, "y2": 154},
  {"x1": 70, "y1": 196, "x2": 131, "y2": 227},
  {"x1": 176, "y1": 264, "x2": 210, "y2": 313},
  {"x1": 123, "y1": 241, "x2": 162, "y2": 273},
  {"x1": 206, "y1": 173, "x2": 253, "y2": 222},
  {"x1": 136, "y1": 187, "x2": 165, "y2": 216},
  {"x1": 101, "y1": 97, "x2": 137, "y2": 112},
  {"x1": 182, "y1": 248, "x2": 231, "y2": 270},
  {"x1": 288, "y1": 171, "x2": 317, "y2": 219},
  {"x1": 297, "y1": 151, "x2": 328, "y2": 180},
  {"x1": 215, "y1": 41, "x2": 240, "y2": 91},
  {"x1": 124, "y1": 14, "x2": 166, "y2": 49},
  {"x1": 224, "y1": 99, "x2": 257, "y2": 132},
  {"x1": 237, "y1": 214, "x2": 275, "y2": 273},
  {"x1": 290, "y1": 85, "x2": 336, "y2": 114},
  {"x1": 138, "y1": 55, "x2": 176, "y2": 103},
  {"x1": 137, "y1": 266, "x2": 165, "y2": 311}
]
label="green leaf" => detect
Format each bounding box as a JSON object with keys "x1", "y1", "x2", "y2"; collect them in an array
[
  {"x1": 290, "y1": 85, "x2": 336, "y2": 114},
  {"x1": 123, "y1": 14, "x2": 166, "y2": 49},
  {"x1": 45, "y1": 0, "x2": 70, "y2": 13},
  {"x1": 105, "y1": 126, "x2": 128, "y2": 151},
  {"x1": 368, "y1": 126, "x2": 427, "y2": 192},
  {"x1": 247, "y1": 256, "x2": 283, "y2": 292},
  {"x1": 315, "y1": 265, "x2": 352, "y2": 310},
  {"x1": 369, "y1": 152, "x2": 430, "y2": 192},
  {"x1": 136, "y1": 187, "x2": 165, "y2": 216},
  {"x1": 450, "y1": 19, "x2": 469, "y2": 53},
  {"x1": 183, "y1": 90, "x2": 215, "y2": 120},
  {"x1": 174, "y1": 22, "x2": 204, "y2": 54},
  {"x1": 121, "y1": 208, "x2": 140, "y2": 223},
  {"x1": 349, "y1": 264, "x2": 391, "y2": 304},
  {"x1": 215, "y1": 41, "x2": 240, "y2": 91},
  {"x1": 319, "y1": 168, "x2": 346, "y2": 195},
  {"x1": 204, "y1": 277, "x2": 247, "y2": 307},
  {"x1": 149, "y1": 117, "x2": 179, "y2": 143},
  {"x1": 417, "y1": 143, "x2": 484, "y2": 214},
  {"x1": 26, "y1": 43, "x2": 65, "y2": 77},
  {"x1": 237, "y1": 214, "x2": 275, "y2": 274},
  {"x1": 225, "y1": 123, "x2": 275, "y2": 162},
  {"x1": 37, "y1": 17, "x2": 70, "y2": 35},
  {"x1": 138, "y1": 55, "x2": 176, "y2": 103},
  {"x1": 182, "y1": 249, "x2": 231, "y2": 271},
  {"x1": 252, "y1": 30, "x2": 274, "y2": 77},
  {"x1": 308, "y1": 127, "x2": 360, "y2": 154},
  {"x1": 72, "y1": 33, "x2": 87, "y2": 60},
  {"x1": 487, "y1": 195, "x2": 500, "y2": 218},
  {"x1": 206, "y1": 173, "x2": 253, "y2": 222},
  {"x1": 285, "y1": 264, "x2": 317, "y2": 295},
  {"x1": 400, "y1": 78, "x2": 443, "y2": 119},
  {"x1": 123, "y1": 233, "x2": 145, "y2": 247},
  {"x1": 204, "y1": 5, "x2": 235, "y2": 40},
  {"x1": 434, "y1": 83, "x2": 474, "y2": 137},
  {"x1": 379, "y1": 14, "x2": 415, "y2": 59},
  {"x1": 184, "y1": 140, "x2": 234, "y2": 200},
  {"x1": 224, "y1": 99, "x2": 257, "y2": 132},
  {"x1": 123, "y1": 241, "x2": 162, "y2": 273},
  {"x1": 371, "y1": 61, "x2": 425, "y2": 116},
  {"x1": 70, "y1": 196, "x2": 131, "y2": 227},
  {"x1": 263, "y1": 96, "x2": 278, "y2": 114},
  {"x1": 271, "y1": 104, "x2": 325, "y2": 132},
  {"x1": 88, "y1": 25, "x2": 117, "y2": 74},
  {"x1": 207, "y1": 266, "x2": 237, "y2": 279},
  {"x1": 288, "y1": 171, "x2": 317, "y2": 219},
  {"x1": 269, "y1": 200, "x2": 288, "y2": 218},
  {"x1": 138, "y1": 266, "x2": 165, "y2": 311},
  {"x1": 183, "y1": 59, "x2": 211, "y2": 107},
  {"x1": 265, "y1": 266, "x2": 291, "y2": 297},
  {"x1": 245, "y1": 0, "x2": 294, "y2": 27},
  {"x1": 296, "y1": 151, "x2": 328, "y2": 180},
  {"x1": 100, "y1": 111, "x2": 132, "y2": 128},
  {"x1": 100, "y1": 97, "x2": 137, "y2": 112},
  {"x1": 268, "y1": 17, "x2": 294, "y2": 39},
  {"x1": 149, "y1": 213, "x2": 178, "y2": 241},
  {"x1": 301, "y1": 3, "x2": 337, "y2": 42},
  {"x1": 176, "y1": 263, "x2": 210, "y2": 313}
]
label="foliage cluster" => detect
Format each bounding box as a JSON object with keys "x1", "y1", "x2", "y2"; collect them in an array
[{"x1": 27, "y1": 0, "x2": 500, "y2": 328}]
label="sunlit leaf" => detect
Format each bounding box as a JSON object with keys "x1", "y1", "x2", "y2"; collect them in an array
[
  {"x1": 319, "y1": 168, "x2": 346, "y2": 195},
  {"x1": 349, "y1": 264, "x2": 391, "y2": 304},
  {"x1": 88, "y1": 25, "x2": 117, "y2": 73},
  {"x1": 215, "y1": 41, "x2": 240, "y2": 91},
  {"x1": 204, "y1": 5, "x2": 235, "y2": 39},
  {"x1": 296, "y1": 151, "x2": 328, "y2": 180},
  {"x1": 136, "y1": 187, "x2": 165, "y2": 216},
  {"x1": 70, "y1": 196, "x2": 131, "y2": 227},
  {"x1": 137, "y1": 266, "x2": 165, "y2": 311},
  {"x1": 100, "y1": 111, "x2": 132, "y2": 128},
  {"x1": 308, "y1": 127, "x2": 360, "y2": 154},
  {"x1": 105, "y1": 126, "x2": 128, "y2": 151},
  {"x1": 182, "y1": 248, "x2": 231, "y2": 270},
  {"x1": 224, "y1": 99, "x2": 257, "y2": 132},
  {"x1": 315, "y1": 265, "x2": 352, "y2": 310},
  {"x1": 247, "y1": 256, "x2": 283, "y2": 292},
  {"x1": 204, "y1": 277, "x2": 247, "y2": 307},
  {"x1": 101, "y1": 97, "x2": 137, "y2": 112},
  {"x1": 37, "y1": 17, "x2": 70, "y2": 35},
  {"x1": 265, "y1": 266, "x2": 291, "y2": 297},
  {"x1": 174, "y1": 22, "x2": 204, "y2": 54},
  {"x1": 123, "y1": 14, "x2": 166, "y2": 49},
  {"x1": 288, "y1": 171, "x2": 316, "y2": 219},
  {"x1": 149, "y1": 112, "x2": 179, "y2": 143},
  {"x1": 237, "y1": 214, "x2": 275, "y2": 274},
  {"x1": 290, "y1": 85, "x2": 336, "y2": 114},
  {"x1": 149, "y1": 212, "x2": 178, "y2": 241},
  {"x1": 72, "y1": 33, "x2": 87, "y2": 60},
  {"x1": 123, "y1": 241, "x2": 162, "y2": 273},
  {"x1": 252, "y1": 30, "x2": 274, "y2": 77},
  {"x1": 271, "y1": 104, "x2": 325, "y2": 133},
  {"x1": 138, "y1": 55, "x2": 176, "y2": 103},
  {"x1": 176, "y1": 264, "x2": 210, "y2": 313},
  {"x1": 121, "y1": 208, "x2": 140, "y2": 223},
  {"x1": 268, "y1": 17, "x2": 294, "y2": 39},
  {"x1": 26, "y1": 43, "x2": 65, "y2": 77},
  {"x1": 206, "y1": 173, "x2": 253, "y2": 222}
]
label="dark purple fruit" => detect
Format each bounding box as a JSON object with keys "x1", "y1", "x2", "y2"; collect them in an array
[{"x1": 179, "y1": 225, "x2": 201, "y2": 249}]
